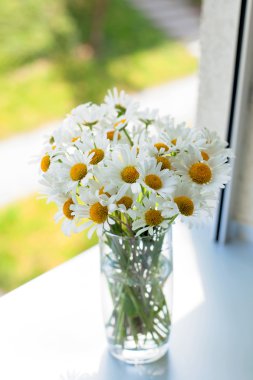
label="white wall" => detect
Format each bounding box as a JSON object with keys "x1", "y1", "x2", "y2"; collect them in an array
[{"x1": 196, "y1": 0, "x2": 241, "y2": 138}]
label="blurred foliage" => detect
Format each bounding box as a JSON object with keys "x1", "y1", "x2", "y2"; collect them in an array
[
  {"x1": 0, "y1": 195, "x2": 98, "y2": 292},
  {"x1": 190, "y1": 0, "x2": 202, "y2": 6},
  {"x1": 0, "y1": 0, "x2": 197, "y2": 139}
]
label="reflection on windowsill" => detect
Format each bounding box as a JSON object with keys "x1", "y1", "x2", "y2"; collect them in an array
[
  {"x1": 60, "y1": 351, "x2": 170, "y2": 380},
  {"x1": 173, "y1": 223, "x2": 205, "y2": 323}
]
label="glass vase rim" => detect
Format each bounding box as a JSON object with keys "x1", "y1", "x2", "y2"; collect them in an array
[{"x1": 102, "y1": 226, "x2": 171, "y2": 241}]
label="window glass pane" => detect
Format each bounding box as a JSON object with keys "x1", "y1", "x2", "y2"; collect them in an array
[{"x1": 0, "y1": 0, "x2": 201, "y2": 294}]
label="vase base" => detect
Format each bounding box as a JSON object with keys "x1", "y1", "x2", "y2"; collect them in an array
[{"x1": 108, "y1": 342, "x2": 169, "y2": 365}]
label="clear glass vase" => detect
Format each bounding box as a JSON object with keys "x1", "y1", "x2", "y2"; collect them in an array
[{"x1": 100, "y1": 227, "x2": 173, "y2": 364}]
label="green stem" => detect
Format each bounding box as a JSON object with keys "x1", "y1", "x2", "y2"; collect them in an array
[
  {"x1": 104, "y1": 230, "x2": 171, "y2": 348},
  {"x1": 128, "y1": 317, "x2": 138, "y2": 345},
  {"x1": 110, "y1": 215, "x2": 134, "y2": 236},
  {"x1": 115, "y1": 296, "x2": 126, "y2": 345},
  {"x1": 122, "y1": 128, "x2": 133, "y2": 146}
]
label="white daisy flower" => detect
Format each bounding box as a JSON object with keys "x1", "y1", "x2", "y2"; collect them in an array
[
  {"x1": 196, "y1": 127, "x2": 234, "y2": 161},
  {"x1": 55, "y1": 149, "x2": 93, "y2": 193},
  {"x1": 143, "y1": 140, "x2": 174, "y2": 171},
  {"x1": 54, "y1": 194, "x2": 84, "y2": 236},
  {"x1": 95, "y1": 122, "x2": 128, "y2": 145},
  {"x1": 99, "y1": 110, "x2": 137, "y2": 146},
  {"x1": 131, "y1": 122, "x2": 148, "y2": 146},
  {"x1": 40, "y1": 133, "x2": 58, "y2": 151},
  {"x1": 48, "y1": 116, "x2": 82, "y2": 148},
  {"x1": 139, "y1": 158, "x2": 176, "y2": 197},
  {"x1": 105, "y1": 105, "x2": 138, "y2": 130},
  {"x1": 169, "y1": 182, "x2": 213, "y2": 227},
  {"x1": 34, "y1": 149, "x2": 53, "y2": 174},
  {"x1": 70, "y1": 102, "x2": 105, "y2": 127},
  {"x1": 110, "y1": 187, "x2": 138, "y2": 212},
  {"x1": 39, "y1": 165, "x2": 68, "y2": 203},
  {"x1": 129, "y1": 194, "x2": 177, "y2": 236},
  {"x1": 104, "y1": 87, "x2": 139, "y2": 116},
  {"x1": 76, "y1": 133, "x2": 110, "y2": 166},
  {"x1": 150, "y1": 140, "x2": 170, "y2": 155},
  {"x1": 174, "y1": 145, "x2": 231, "y2": 191},
  {"x1": 158, "y1": 120, "x2": 195, "y2": 151},
  {"x1": 31, "y1": 131, "x2": 65, "y2": 172},
  {"x1": 102, "y1": 144, "x2": 142, "y2": 195},
  {"x1": 137, "y1": 107, "x2": 159, "y2": 126},
  {"x1": 72, "y1": 190, "x2": 116, "y2": 238},
  {"x1": 84, "y1": 178, "x2": 117, "y2": 202}
]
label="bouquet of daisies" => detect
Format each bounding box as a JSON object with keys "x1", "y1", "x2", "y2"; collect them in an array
[
  {"x1": 39, "y1": 88, "x2": 232, "y2": 352},
  {"x1": 39, "y1": 88, "x2": 232, "y2": 238}
]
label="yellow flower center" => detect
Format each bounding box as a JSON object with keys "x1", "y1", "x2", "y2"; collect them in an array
[
  {"x1": 201, "y1": 150, "x2": 209, "y2": 161},
  {"x1": 145, "y1": 174, "x2": 162, "y2": 190},
  {"x1": 89, "y1": 148, "x2": 104, "y2": 165},
  {"x1": 145, "y1": 209, "x2": 163, "y2": 226},
  {"x1": 156, "y1": 156, "x2": 171, "y2": 170},
  {"x1": 63, "y1": 199, "x2": 74, "y2": 220},
  {"x1": 107, "y1": 130, "x2": 121, "y2": 141},
  {"x1": 71, "y1": 136, "x2": 80, "y2": 142},
  {"x1": 171, "y1": 138, "x2": 177, "y2": 146},
  {"x1": 154, "y1": 142, "x2": 169, "y2": 152},
  {"x1": 114, "y1": 119, "x2": 126, "y2": 128},
  {"x1": 89, "y1": 202, "x2": 108, "y2": 224},
  {"x1": 70, "y1": 163, "x2": 87, "y2": 181},
  {"x1": 189, "y1": 162, "x2": 212, "y2": 184},
  {"x1": 116, "y1": 196, "x2": 133, "y2": 209},
  {"x1": 121, "y1": 166, "x2": 140, "y2": 183},
  {"x1": 174, "y1": 196, "x2": 194, "y2": 216},
  {"x1": 40, "y1": 155, "x2": 50, "y2": 172},
  {"x1": 52, "y1": 145, "x2": 56, "y2": 150},
  {"x1": 99, "y1": 186, "x2": 111, "y2": 197}
]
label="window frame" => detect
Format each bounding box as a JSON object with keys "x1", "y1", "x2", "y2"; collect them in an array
[{"x1": 215, "y1": 0, "x2": 253, "y2": 243}]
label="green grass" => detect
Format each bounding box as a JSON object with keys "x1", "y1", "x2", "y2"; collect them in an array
[
  {"x1": 0, "y1": 0, "x2": 197, "y2": 139},
  {"x1": 0, "y1": 195, "x2": 98, "y2": 292}
]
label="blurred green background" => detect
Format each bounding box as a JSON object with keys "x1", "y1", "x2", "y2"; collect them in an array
[
  {"x1": 0, "y1": 0, "x2": 199, "y2": 293},
  {"x1": 0, "y1": 0, "x2": 197, "y2": 139}
]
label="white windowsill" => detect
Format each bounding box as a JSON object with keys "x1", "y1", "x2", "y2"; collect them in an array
[{"x1": 0, "y1": 223, "x2": 252, "y2": 380}]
